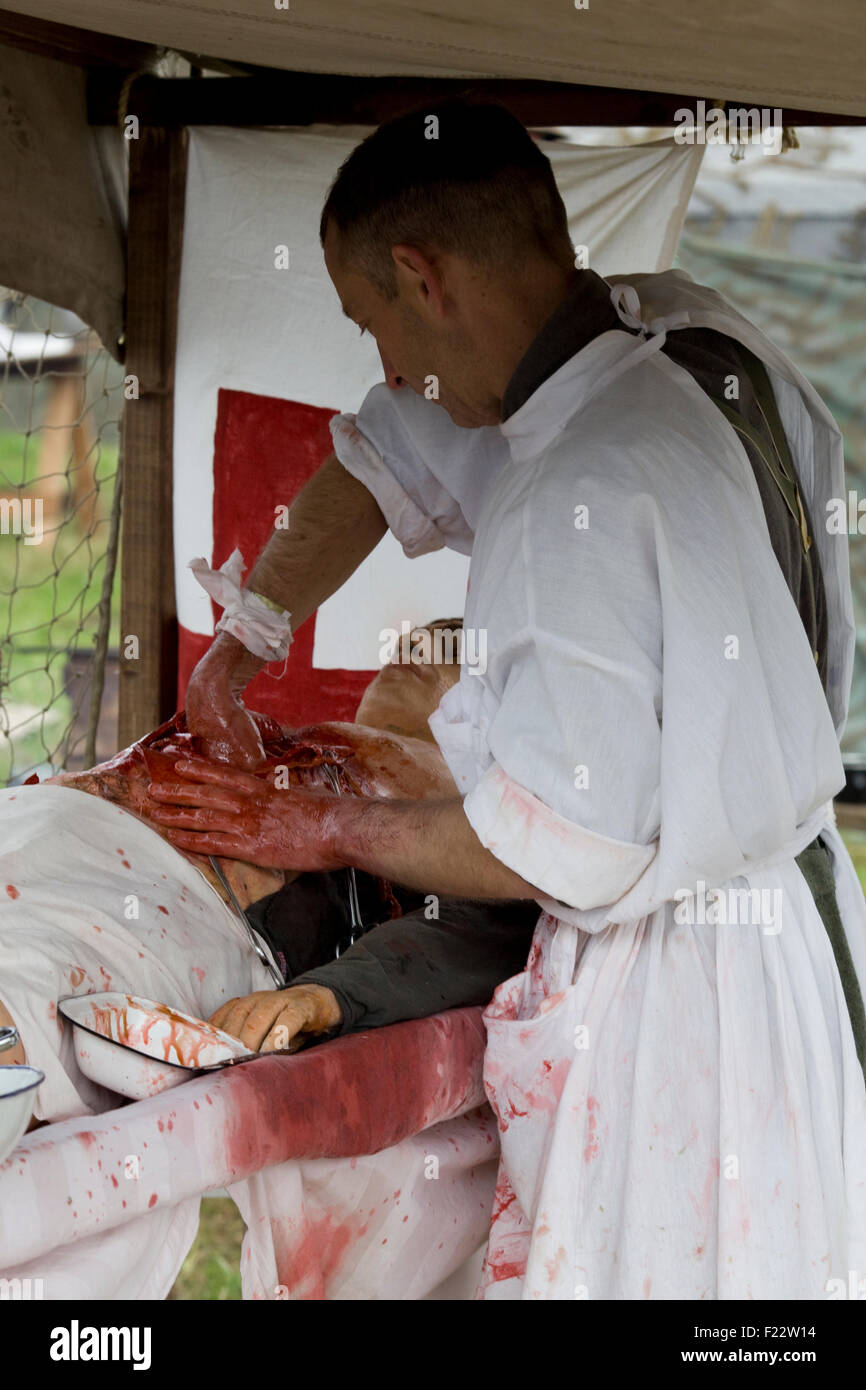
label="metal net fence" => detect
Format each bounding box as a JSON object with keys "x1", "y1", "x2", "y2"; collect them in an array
[{"x1": 0, "y1": 290, "x2": 124, "y2": 785}]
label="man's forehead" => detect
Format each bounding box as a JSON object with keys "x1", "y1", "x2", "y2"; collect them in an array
[
  {"x1": 338, "y1": 275, "x2": 378, "y2": 322},
  {"x1": 328, "y1": 260, "x2": 366, "y2": 320},
  {"x1": 324, "y1": 224, "x2": 379, "y2": 309},
  {"x1": 323, "y1": 222, "x2": 348, "y2": 292}
]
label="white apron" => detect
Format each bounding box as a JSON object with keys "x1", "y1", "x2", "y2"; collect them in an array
[{"x1": 422, "y1": 274, "x2": 866, "y2": 1299}]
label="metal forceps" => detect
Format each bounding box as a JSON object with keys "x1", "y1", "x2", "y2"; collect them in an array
[
  {"x1": 321, "y1": 763, "x2": 366, "y2": 958},
  {"x1": 209, "y1": 855, "x2": 285, "y2": 988}
]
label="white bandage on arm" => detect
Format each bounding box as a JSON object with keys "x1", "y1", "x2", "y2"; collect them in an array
[{"x1": 189, "y1": 549, "x2": 293, "y2": 662}]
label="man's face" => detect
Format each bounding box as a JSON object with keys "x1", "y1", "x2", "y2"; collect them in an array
[{"x1": 323, "y1": 222, "x2": 499, "y2": 427}]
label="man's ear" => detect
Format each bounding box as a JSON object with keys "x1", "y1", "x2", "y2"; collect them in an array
[{"x1": 391, "y1": 243, "x2": 446, "y2": 319}]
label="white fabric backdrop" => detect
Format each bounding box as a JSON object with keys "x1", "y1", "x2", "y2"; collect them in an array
[{"x1": 173, "y1": 125, "x2": 703, "y2": 670}]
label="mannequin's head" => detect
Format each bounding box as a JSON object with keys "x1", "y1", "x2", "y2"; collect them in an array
[{"x1": 354, "y1": 617, "x2": 463, "y2": 741}]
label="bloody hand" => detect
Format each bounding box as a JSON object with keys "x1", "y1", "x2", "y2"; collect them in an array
[
  {"x1": 184, "y1": 635, "x2": 267, "y2": 770},
  {"x1": 147, "y1": 758, "x2": 345, "y2": 872}
]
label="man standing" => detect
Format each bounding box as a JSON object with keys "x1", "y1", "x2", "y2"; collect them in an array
[{"x1": 157, "y1": 100, "x2": 866, "y2": 1299}]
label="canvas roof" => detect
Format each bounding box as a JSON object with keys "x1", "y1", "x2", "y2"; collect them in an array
[{"x1": 2, "y1": 0, "x2": 864, "y2": 118}]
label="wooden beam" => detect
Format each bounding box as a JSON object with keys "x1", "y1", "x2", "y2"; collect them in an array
[
  {"x1": 118, "y1": 127, "x2": 186, "y2": 747},
  {"x1": 88, "y1": 72, "x2": 866, "y2": 128},
  {"x1": 0, "y1": 7, "x2": 157, "y2": 69}
]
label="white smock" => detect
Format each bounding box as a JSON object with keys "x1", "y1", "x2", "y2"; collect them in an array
[{"x1": 330, "y1": 270, "x2": 866, "y2": 1299}]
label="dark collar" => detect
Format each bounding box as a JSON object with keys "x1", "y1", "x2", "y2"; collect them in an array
[{"x1": 501, "y1": 269, "x2": 625, "y2": 422}]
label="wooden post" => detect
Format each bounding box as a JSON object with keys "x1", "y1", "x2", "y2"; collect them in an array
[{"x1": 118, "y1": 126, "x2": 187, "y2": 747}]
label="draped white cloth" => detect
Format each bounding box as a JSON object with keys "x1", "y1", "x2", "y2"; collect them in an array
[
  {"x1": 329, "y1": 269, "x2": 866, "y2": 1298},
  {"x1": 0, "y1": 784, "x2": 270, "y2": 1297},
  {"x1": 0, "y1": 785, "x2": 278, "y2": 1125},
  {"x1": 0, "y1": 787, "x2": 494, "y2": 1298}
]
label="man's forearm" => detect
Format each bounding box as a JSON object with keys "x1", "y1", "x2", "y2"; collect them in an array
[
  {"x1": 331, "y1": 793, "x2": 539, "y2": 900},
  {"x1": 247, "y1": 451, "x2": 387, "y2": 629},
  {"x1": 196, "y1": 451, "x2": 387, "y2": 689}
]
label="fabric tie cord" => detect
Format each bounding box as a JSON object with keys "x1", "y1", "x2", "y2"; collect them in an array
[
  {"x1": 189, "y1": 549, "x2": 293, "y2": 663},
  {"x1": 573, "y1": 283, "x2": 693, "y2": 405},
  {"x1": 609, "y1": 282, "x2": 692, "y2": 339}
]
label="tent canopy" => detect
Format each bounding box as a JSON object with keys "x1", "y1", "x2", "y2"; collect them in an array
[{"x1": 1, "y1": 0, "x2": 864, "y2": 118}]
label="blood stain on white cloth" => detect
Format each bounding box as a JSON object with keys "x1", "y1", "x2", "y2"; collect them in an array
[
  {"x1": 584, "y1": 1095, "x2": 600, "y2": 1162},
  {"x1": 545, "y1": 1245, "x2": 567, "y2": 1284},
  {"x1": 5, "y1": 884, "x2": 19, "y2": 899},
  {"x1": 275, "y1": 1211, "x2": 368, "y2": 1296},
  {"x1": 688, "y1": 1156, "x2": 720, "y2": 1223}
]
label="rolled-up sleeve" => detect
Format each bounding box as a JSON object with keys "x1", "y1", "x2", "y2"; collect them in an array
[
  {"x1": 330, "y1": 384, "x2": 504, "y2": 558},
  {"x1": 330, "y1": 410, "x2": 444, "y2": 558},
  {"x1": 463, "y1": 761, "x2": 656, "y2": 913}
]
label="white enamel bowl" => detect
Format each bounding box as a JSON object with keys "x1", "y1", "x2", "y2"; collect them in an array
[
  {"x1": 0, "y1": 1065, "x2": 45, "y2": 1164},
  {"x1": 59, "y1": 993, "x2": 255, "y2": 1101}
]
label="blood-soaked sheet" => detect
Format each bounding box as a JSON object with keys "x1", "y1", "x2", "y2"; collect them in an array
[{"x1": 0, "y1": 784, "x2": 496, "y2": 1297}]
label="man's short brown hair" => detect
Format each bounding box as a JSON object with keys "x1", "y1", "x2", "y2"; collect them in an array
[{"x1": 320, "y1": 98, "x2": 573, "y2": 297}]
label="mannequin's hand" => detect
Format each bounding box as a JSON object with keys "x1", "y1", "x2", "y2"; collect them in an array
[{"x1": 209, "y1": 985, "x2": 341, "y2": 1052}]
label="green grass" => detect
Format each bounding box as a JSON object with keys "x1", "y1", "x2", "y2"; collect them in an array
[
  {"x1": 840, "y1": 829, "x2": 866, "y2": 895},
  {"x1": 0, "y1": 430, "x2": 121, "y2": 781},
  {"x1": 168, "y1": 1197, "x2": 245, "y2": 1300}
]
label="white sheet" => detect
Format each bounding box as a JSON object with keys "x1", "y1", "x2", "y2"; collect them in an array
[{"x1": 0, "y1": 785, "x2": 496, "y2": 1299}]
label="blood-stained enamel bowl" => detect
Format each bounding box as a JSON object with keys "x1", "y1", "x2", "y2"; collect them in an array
[
  {"x1": 0, "y1": 1065, "x2": 45, "y2": 1164},
  {"x1": 59, "y1": 993, "x2": 255, "y2": 1100}
]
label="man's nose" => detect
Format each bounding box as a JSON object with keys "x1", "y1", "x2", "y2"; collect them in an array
[{"x1": 379, "y1": 347, "x2": 404, "y2": 390}]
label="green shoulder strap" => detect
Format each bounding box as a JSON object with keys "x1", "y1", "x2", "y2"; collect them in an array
[
  {"x1": 709, "y1": 345, "x2": 812, "y2": 559},
  {"x1": 709, "y1": 351, "x2": 864, "y2": 1079},
  {"x1": 706, "y1": 344, "x2": 819, "y2": 666}
]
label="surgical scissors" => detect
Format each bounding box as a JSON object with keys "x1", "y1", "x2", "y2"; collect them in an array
[{"x1": 321, "y1": 763, "x2": 366, "y2": 958}]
